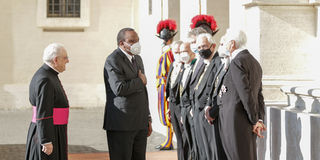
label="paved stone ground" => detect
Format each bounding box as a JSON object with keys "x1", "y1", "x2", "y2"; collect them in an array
[
  {"x1": 0, "y1": 107, "x2": 176, "y2": 160},
  {"x1": 68, "y1": 151, "x2": 177, "y2": 160}
]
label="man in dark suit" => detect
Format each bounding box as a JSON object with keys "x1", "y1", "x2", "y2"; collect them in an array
[
  {"x1": 192, "y1": 33, "x2": 225, "y2": 160},
  {"x1": 165, "y1": 40, "x2": 186, "y2": 160},
  {"x1": 203, "y1": 36, "x2": 231, "y2": 160},
  {"x1": 178, "y1": 42, "x2": 198, "y2": 160},
  {"x1": 103, "y1": 28, "x2": 152, "y2": 160},
  {"x1": 214, "y1": 29, "x2": 266, "y2": 160},
  {"x1": 204, "y1": 36, "x2": 230, "y2": 124}
]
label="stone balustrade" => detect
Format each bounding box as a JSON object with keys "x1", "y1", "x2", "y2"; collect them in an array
[
  {"x1": 257, "y1": 85, "x2": 320, "y2": 160},
  {"x1": 281, "y1": 85, "x2": 320, "y2": 113}
]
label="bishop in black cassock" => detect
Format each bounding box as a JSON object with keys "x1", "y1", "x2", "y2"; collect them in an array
[{"x1": 25, "y1": 43, "x2": 70, "y2": 160}]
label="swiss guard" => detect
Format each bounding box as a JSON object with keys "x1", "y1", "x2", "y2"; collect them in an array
[
  {"x1": 190, "y1": 14, "x2": 219, "y2": 36},
  {"x1": 155, "y1": 19, "x2": 177, "y2": 150}
]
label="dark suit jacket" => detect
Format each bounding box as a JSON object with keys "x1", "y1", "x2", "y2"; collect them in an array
[
  {"x1": 166, "y1": 63, "x2": 183, "y2": 107},
  {"x1": 218, "y1": 49, "x2": 265, "y2": 125},
  {"x1": 189, "y1": 58, "x2": 204, "y2": 104},
  {"x1": 193, "y1": 53, "x2": 223, "y2": 160},
  {"x1": 180, "y1": 60, "x2": 197, "y2": 108},
  {"x1": 206, "y1": 64, "x2": 228, "y2": 118},
  {"x1": 103, "y1": 48, "x2": 150, "y2": 131},
  {"x1": 217, "y1": 49, "x2": 265, "y2": 160},
  {"x1": 194, "y1": 53, "x2": 221, "y2": 111}
]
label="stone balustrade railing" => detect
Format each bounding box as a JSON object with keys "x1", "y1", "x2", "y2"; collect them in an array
[
  {"x1": 280, "y1": 86, "x2": 320, "y2": 114},
  {"x1": 257, "y1": 85, "x2": 320, "y2": 160}
]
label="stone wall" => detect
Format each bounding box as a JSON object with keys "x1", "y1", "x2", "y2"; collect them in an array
[
  {"x1": 0, "y1": 0, "x2": 139, "y2": 109},
  {"x1": 237, "y1": 0, "x2": 320, "y2": 101}
]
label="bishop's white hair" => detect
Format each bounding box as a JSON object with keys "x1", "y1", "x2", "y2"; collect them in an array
[
  {"x1": 223, "y1": 28, "x2": 247, "y2": 48},
  {"x1": 43, "y1": 43, "x2": 65, "y2": 63},
  {"x1": 196, "y1": 33, "x2": 216, "y2": 45}
]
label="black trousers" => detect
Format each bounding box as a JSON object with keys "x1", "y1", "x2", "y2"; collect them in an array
[
  {"x1": 170, "y1": 102, "x2": 188, "y2": 160},
  {"x1": 199, "y1": 110, "x2": 227, "y2": 160},
  {"x1": 193, "y1": 107, "x2": 207, "y2": 160},
  {"x1": 107, "y1": 129, "x2": 148, "y2": 160},
  {"x1": 181, "y1": 105, "x2": 198, "y2": 160}
]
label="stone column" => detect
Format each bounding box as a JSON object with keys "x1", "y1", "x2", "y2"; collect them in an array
[
  {"x1": 168, "y1": 0, "x2": 180, "y2": 41},
  {"x1": 310, "y1": 0, "x2": 320, "y2": 36},
  {"x1": 207, "y1": 0, "x2": 229, "y2": 44},
  {"x1": 179, "y1": 0, "x2": 205, "y2": 40}
]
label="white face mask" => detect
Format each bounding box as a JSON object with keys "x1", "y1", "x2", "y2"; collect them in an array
[
  {"x1": 218, "y1": 41, "x2": 231, "y2": 57},
  {"x1": 174, "y1": 53, "x2": 181, "y2": 62},
  {"x1": 129, "y1": 42, "x2": 141, "y2": 55},
  {"x1": 180, "y1": 52, "x2": 190, "y2": 63},
  {"x1": 190, "y1": 43, "x2": 198, "y2": 54}
]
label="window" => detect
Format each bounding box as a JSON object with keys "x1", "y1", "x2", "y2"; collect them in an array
[
  {"x1": 37, "y1": 0, "x2": 90, "y2": 30},
  {"x1": 47, "y1": 0, "x2": 80, "y2": 18}
]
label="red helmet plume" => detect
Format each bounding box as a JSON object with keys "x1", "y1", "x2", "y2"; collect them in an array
[
  {"x1": 156, "y1": 19, "x2": 177, "y2": 34},
  {"x1": 190, "y1": 14, "x2": 217, "y2": 32}
]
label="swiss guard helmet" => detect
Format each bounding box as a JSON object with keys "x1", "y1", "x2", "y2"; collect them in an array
[
  {"x1": 156, "y1": 19, "x2": 178, "y2": 42},
  {"x1": 190, "y1": 14, "x2": 219, "y2": 36}
]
